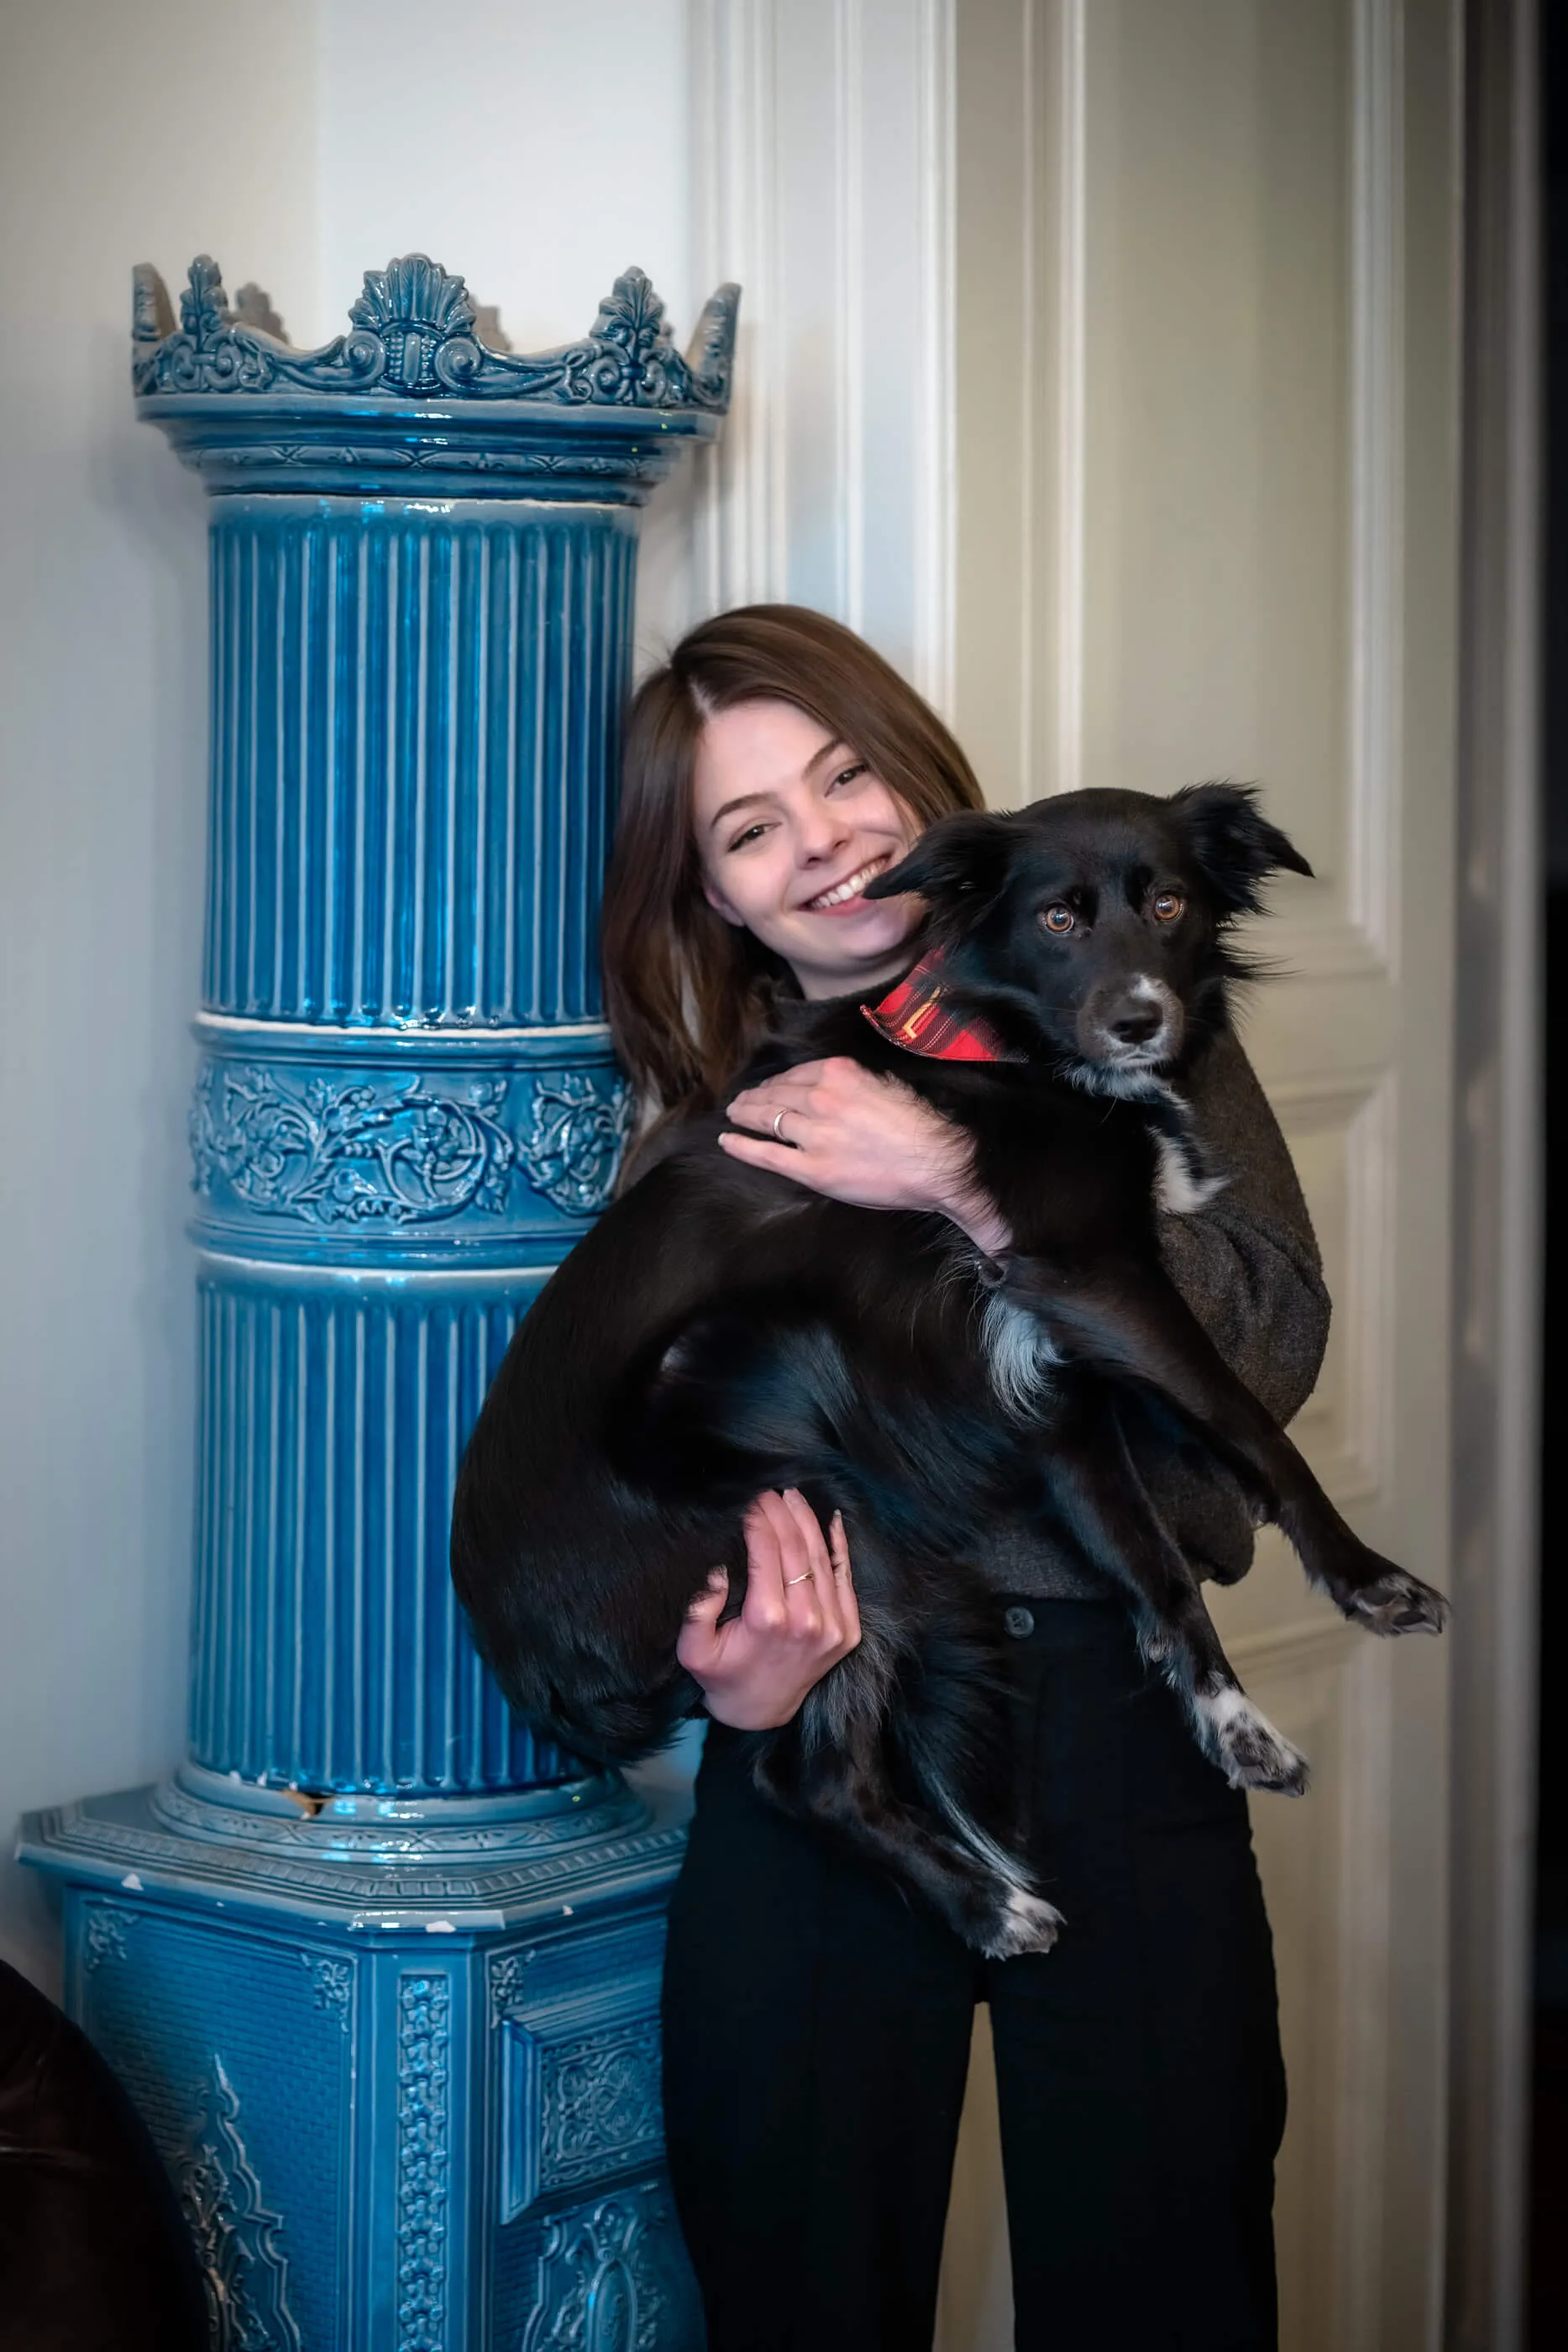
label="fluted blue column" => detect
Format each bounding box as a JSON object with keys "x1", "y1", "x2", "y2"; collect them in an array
[
  {"x1": 23, "y1": 251, "x2": 735, "y2": 2352},
  {"x1": 184, "y1": 488, "x2": 647, "y2": 1796}
]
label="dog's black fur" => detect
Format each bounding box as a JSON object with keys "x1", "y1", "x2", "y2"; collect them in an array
[{"x1": 451, "y1": 785, "x2": 1448, "y2": 1956}]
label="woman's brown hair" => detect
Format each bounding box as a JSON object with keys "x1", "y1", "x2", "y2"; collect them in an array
[{"x1": 602, "y1": 604, "x2": 985, "y2": 1162}]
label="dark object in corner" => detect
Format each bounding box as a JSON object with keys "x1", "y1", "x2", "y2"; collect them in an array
[{"x1": 0, "y1": 1959, "x2": 207, "y2": 2351}]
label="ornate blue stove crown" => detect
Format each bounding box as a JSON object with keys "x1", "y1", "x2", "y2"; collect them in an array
[{"x1": 129, "y1": 251, "x2": 739, "y2": 497}]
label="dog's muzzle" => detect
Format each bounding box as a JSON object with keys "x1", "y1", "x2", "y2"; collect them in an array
[{"x1": 1079, "y1": 976, "x2": 1184, "y2": 1069}]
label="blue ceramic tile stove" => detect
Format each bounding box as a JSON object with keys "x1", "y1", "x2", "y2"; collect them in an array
[{"x1": 20, "y1": 249, "x2": 737, "y2": 2350}]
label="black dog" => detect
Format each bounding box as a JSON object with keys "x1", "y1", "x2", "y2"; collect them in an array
[{"x1": 451, "y1": 785, "x2": 1448, "y2": 1957}]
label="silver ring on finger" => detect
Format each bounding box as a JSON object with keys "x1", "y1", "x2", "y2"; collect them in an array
[
  {"x1": 784, "y1": 1569, "x2": 815, "y2": 1587},
  {"x1": 773, "y1": 1109, "x2": 790, "y2": 1144}
]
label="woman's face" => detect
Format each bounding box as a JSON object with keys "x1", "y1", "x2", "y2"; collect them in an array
[{"x1": 692, "y1": 698, "x2": 923, "y2": 1000}]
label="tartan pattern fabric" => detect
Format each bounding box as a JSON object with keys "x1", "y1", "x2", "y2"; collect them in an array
[{"x1": 861, "y1": 952, "x2": 1025, "y2": 1063}]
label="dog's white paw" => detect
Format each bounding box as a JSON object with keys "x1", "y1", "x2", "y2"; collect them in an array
[
  {"x1": 980, "y1": 1884, "x2": 1065, "y2": 1960},
  {"x1": 1340, "y1": 1567, "x2": 1450, "y2": 1638},
  {"x1": 1198, "y1": 1686, "x2": 1310, "y2": 1797}
]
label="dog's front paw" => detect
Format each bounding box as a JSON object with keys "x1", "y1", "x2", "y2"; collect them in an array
[
  {"x1": 1198, "y1": 1688, "x2": 1310, "y2": 1796},
  {"x1": 978, "y1": 1885, "x2": 1065, "y2": 1961},
  {"x1": 1340, "y1": 1567, "x2": 1450, "y2": 1638}
]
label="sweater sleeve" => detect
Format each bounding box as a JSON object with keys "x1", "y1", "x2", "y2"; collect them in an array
[
  {"x1": 1156, "y1": 1029, "x2": 1330, "y2": 1426},
  {"x1": 1100, "y1": 1028, "x2": 1332, "y2": 1589}
]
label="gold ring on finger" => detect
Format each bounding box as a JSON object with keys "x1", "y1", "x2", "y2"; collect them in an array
[{"x1": 784, "y1": 1570, "x2": 815, "y2": 1587}]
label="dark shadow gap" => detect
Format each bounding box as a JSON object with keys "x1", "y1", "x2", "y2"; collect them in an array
[{"x1": 1529, "y1": 4, "x2": 1568, "y2": 2341}]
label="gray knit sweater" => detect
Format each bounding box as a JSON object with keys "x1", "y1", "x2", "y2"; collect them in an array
[{"x1": 974, "y1": 1028, "x2": 1330, "y2": 1598}]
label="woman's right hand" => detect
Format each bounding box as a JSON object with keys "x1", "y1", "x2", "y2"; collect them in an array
[{"x1": 677, "y1": 1488, "x2": 862, "y2": 1730}]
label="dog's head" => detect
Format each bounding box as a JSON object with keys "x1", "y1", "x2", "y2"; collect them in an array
[{"x1": 863, "y1": 784, "x2": 1310, "y2": 1082}]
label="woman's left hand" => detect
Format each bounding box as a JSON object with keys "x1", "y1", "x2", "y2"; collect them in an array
[{"x1": 719, "y1": 1057, "x2": 1012, "y2": 1255}]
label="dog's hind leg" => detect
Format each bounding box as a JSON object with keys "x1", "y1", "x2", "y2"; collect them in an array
[
  {"x1": 755, "y1": 1636, "x2": 1062, "y2": 1958},
  {"x1": 757, "y1": 1733, "x2": 1063, "y2": 1959},
  {"x1": 1045, "y1": 1392, "x2": 1309, "y2": 1796}
]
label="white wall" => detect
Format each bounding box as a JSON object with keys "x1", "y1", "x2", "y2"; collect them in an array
[
  {"x1": 0, "y1": 0, "x2": 699, "y2": 1990},
  {"x1": 0, "y1": 0, "x2": 319, "y2": 1990},
  {"x1": 312, "y1": 0, "x2": 703, "y2": 667}
]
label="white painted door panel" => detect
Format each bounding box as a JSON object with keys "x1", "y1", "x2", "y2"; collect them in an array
[{"x1": 944, "y1": 3, "x2": 1459, "y2": 2345}]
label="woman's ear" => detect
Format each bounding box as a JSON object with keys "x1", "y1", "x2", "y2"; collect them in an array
[
  {"x1": 1168, "y1": 782, "x2": 1313, "y2": 914},
  {"x1": 863, "y1": 810, "x2": 1015, "y2": 907}
]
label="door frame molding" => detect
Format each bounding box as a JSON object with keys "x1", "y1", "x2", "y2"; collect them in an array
[{"x1": 1447, "y1": 3, "x2": 1543, "y2": 2346}]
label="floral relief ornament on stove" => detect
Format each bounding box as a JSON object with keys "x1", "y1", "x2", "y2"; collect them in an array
[
  {"x1": 189, "y1": 1063, "x2": 633, "y2": 1226},
  {"x1": 189, "y1": 1064, "x2": 521, "y2": 1228}
]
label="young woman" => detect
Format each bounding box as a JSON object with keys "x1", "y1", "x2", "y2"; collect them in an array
[{"x1": 600, "y1": 604, "x2": 1329, "y2": 2352}]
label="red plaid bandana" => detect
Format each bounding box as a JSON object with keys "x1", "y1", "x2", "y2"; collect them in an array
[{"x1": 863, "y1": 951, "x2": 1025, "y2": 1063}]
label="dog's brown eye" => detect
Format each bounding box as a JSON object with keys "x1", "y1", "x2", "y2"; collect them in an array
[
  {"x1": 1151, "y1": 892, "x2": 1185, "y2": 923},
  {"x1": 1042, "y1": 904, "x2": 1075, "y2": 935}
]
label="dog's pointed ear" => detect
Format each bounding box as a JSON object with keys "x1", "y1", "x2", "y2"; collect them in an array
[
  {"x1": 863, "y1": 810, "x2": 1015, "y2": 909},
  {"x1": 1169, "y1": 782, "x2": 1313, "y2": 914}
]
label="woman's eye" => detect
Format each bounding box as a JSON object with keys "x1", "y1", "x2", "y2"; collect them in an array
[
  {"x1": 1151, "y1": 891, "x2": 1185, "y2": 922},
  {"x1": 829, "y1": 762, "x2": 868, "y2": 791},
  {"x1": 1042, "y1": 904, "x2": 1075, "y2": 935},
  {"x1": 727, "y1": 822, "x2": 771, "y2": 851}
]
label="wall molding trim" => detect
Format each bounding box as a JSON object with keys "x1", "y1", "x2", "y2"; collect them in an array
[
  {"x1": 1227, "y1": 1614, "x2": 1357, "y2": 1681},
  {"x1": 912, "y1": 0, "x2": 958, "y2": 712},
  {"x1": 690, "y1": 0, "x2": 785, "y2": 614},
  {"x1": 1346, "y1": 0, "x2": 1406, "y2": 978},
  {"x1": 689, "y1": 0, "x2": 958, "y2": 701},
  {"x1": 1045, "y1": 0, "x2": 1087, "y2": 798}
]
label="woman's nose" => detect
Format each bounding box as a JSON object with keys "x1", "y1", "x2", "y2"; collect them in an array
[{"x1": 796, "y1": 805, "x2": 852, "y2": 864}]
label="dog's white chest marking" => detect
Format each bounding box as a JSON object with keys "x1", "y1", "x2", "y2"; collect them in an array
[
  {"x1": 981, "y1": 1289, "x2": 1060, "y2": 1417},
  {"x1": 962, "y1": 1072, "x2": 1223, "y2": 1410},
  {"x1": 1152, "y1": 1126, "x2": 1228, "y2": 1216}
]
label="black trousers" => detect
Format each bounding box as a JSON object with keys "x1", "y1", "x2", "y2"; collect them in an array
[{"x1": 661, "y1": 1598, "x2": 1287, "y2": 2352}]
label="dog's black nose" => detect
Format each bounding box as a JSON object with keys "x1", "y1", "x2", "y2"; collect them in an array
[{"x1": 1108, "y1": 1005, "x2": 1163, "y2": 1045}]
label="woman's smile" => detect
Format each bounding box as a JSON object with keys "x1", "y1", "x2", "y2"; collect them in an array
[{"x1": 798, "y1": 851, "x2": 895, "y2": 913}]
